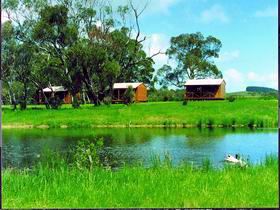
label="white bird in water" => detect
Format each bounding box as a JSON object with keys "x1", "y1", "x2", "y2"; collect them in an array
[{"x1": 224, "y1": 154, "x2": 247, "y2": 167}]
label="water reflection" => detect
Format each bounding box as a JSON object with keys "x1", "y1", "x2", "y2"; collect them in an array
[{"x1": 2, "y1": 128, "x2": 278, "y2": 168}]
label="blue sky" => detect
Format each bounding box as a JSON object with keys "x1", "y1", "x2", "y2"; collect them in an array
[{"x1": 129, "y1": 0, "x2": 278, "y2": 92}]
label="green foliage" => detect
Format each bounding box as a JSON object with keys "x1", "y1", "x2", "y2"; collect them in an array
[
  {"x1": 227, "y1": 95, "x2": 236, "y2": 102},
  {"x1": 109, "y1": 28, "x2": 155, "y2": 86},
  {"x1": 71, "y1": 138, "x2": 104, "y2": 170},
  {"x1": 2, "y1": 1, "x2": 157, "y2": 108},
  {"x1": 148, "y1": 88, "x2": 185, "y2": 102},
  {"x1": 158, "y1": 32, "x2": 223, "y2": 88},
  {"x1": 123, "y1": 85, "x2": 135, "y2": 105},
  {"x1": 227, "y1": 91, "x2": 277, "y2": 100},
  {"x1": 182, "y1": 99, "x2": 188, "y2": 106}
]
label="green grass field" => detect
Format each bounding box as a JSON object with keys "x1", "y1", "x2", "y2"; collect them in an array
[
  {"x1": 2, "y1": 155, "x2": 278, "y2": 208},
  {"x1": 226, "y1": 91, "x2": 277, "y2": 99},
  {"x1": 2, "y1": 99, "x2": 278, "y2": 128}
]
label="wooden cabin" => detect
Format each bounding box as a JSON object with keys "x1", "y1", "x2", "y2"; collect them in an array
[
  {"x1": 112, "y1": 83, "x2": 148, "y2": 103},
  {"x1": 38, "y1": 86, "x2": 73, "y2": 104},
  {"x1": 184, "y1": 79, "x2": 226, "y2": 100}
]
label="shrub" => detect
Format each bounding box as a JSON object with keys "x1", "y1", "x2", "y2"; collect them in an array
[
  {"x1": 248, "y1": 119, "x2": 255, "y2": 128},
  {"x1": 49, "y1": 96, "x2": 62, "y2": 109},
  {"x1": 231, "y1": 118, "x2": 236, "y2": 126},
  {"x1": 206, "y1": 119, "x2": 214, "y2": 127},
  {"x1": 103, "y1": 96, "x2": 112, "y2": 106},
  {"x1": 123, "y1": 85, "x2": 135, "y2": 105},
  {"x1": 197, "y1": 119, "x2": 202, "y2": 128},
  {"x1": 227, "y1": 95, "x2": 236, "y2": 102},
  {"x1": 182, "y1": 99, "x2": 188, "y2": 106},
  {"x1": 71, "y1": 138, "x2": 104, "y2": 170}
]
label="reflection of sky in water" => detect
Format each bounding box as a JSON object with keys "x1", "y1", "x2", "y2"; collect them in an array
[
  {"x1": 108, "y1": 132, "x2": 278, "y2": 167},
  {"x1": 3, "y1": 128, "x2": 278, "y2": 168}
]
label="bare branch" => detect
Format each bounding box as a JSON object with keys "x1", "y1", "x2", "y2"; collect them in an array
[{"x1": 149, "y1": 51, "x2": 164, "y2": 59}]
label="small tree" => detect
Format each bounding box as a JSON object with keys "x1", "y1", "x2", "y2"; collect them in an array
[
  {"x1": 157, "y1": 32, "x2": 223, "y2": 88},
  {"x1": 123, "y1": 85, "x2": 135, "y2": 105}
]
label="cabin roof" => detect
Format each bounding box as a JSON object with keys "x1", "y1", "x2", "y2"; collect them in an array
[
  {"x1": 43, "y1": 86, "x2": 67, "y2": 92},
  {"x1": 185, "y1": 79, "x2": 225, "y2": 86},
  {"x1": 113, "y1": 83, "x2": 143, "y2": 89}
]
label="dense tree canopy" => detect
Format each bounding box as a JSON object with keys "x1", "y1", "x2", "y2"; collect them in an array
[{"x1": 2, "y1": 0, "x2": 159, "y2": 108}]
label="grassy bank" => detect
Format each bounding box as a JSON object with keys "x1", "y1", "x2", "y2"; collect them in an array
[
  {"x1": 2, "y1": 155, "x2": 278, "y2": 208},
  {"x1": 2, "y1": 99, "x2": 277, "y2": 128}
]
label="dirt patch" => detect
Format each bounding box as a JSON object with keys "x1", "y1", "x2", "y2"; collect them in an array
[
  {"x1": 36, "y1": 125, "x2": 50, "y2": 129},
  {"x1": 2, "y1": 125, "x2": 34, "y2": 129}
]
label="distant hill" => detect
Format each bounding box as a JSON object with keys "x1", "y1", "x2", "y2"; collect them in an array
[{"x1": 246, "y1": 86, "x2": 277, "y2": 93}]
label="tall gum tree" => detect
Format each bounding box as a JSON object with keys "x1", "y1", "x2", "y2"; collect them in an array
[{"x1": 157, "y1": 32, "x2": 223, "y2": 88}]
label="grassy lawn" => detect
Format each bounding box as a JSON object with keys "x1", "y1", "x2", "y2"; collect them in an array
[
  {"x1": 2, "y1": 155, "x2": 278, "y2": 208},
  {"x1": 2, "y1": 99, "x2": 277, "y2": 128}
]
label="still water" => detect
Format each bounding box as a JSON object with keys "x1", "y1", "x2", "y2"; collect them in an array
[{"x1": 2, "y1": 128, "x2": 278, "y2": 168}]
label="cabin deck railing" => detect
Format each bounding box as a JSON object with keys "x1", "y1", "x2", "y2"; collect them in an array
[{"x1": 185, "y1": 91, "x2": 217, "y2": 99}]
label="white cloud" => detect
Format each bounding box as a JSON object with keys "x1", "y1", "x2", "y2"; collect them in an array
[
  {"x1": 247, "y1": 71, "x2": 257, "y2": 80},
  {"x1": 224, "y1": 68, "x2": 245, "y2": 92},
  {"x1": 143, "y1": 33, "x2": 170, "y2": 68},
  {"x1": 223, "y1": 68, "x2": 278, "y2": 92},
  {"x1": 200, "y1": 4, "x2": 229, "y2": 23},
  {"x1": 217, "y1": 50, "x2": 240, "y2": 62},
  {"x1": 255, "y1": 6, "x2": 277, "y2": 18},
  {"x1": 246, "y1": 71, "x2": 278, "y2": 89}
]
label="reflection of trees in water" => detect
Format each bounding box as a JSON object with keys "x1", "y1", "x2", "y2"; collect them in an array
[
  {"x1": 183, "y1": 128, "x2": 268, "y2": 148},
  {"x1": 185, "y1": 128, "x2": 226, "y2": 148}
]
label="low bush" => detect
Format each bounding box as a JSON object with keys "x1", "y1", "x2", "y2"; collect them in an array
[
  {"x1": 227, "y1": 95, "x2": 236, "y2": 102},
  {"x1": 70, "y1": 138, "x2": 104, "y2": 170}
]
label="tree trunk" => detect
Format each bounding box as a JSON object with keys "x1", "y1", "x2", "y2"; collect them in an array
[
  {"x1": 20, "y1": 82, "x2": 28, "y2": 110},
  {"x1": 40, "y1": 88, "x2": 50, "y2": 109},
  {"x1": 7, "y1": 81, "x2": 17, "y2": 110},
  {"x1": 83, "y1": 79, "x2": 100, "y2": 106}
]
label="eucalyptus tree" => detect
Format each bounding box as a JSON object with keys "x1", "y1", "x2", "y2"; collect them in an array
[
  {"x1": 157, "y1": 32, "x2": 223, "y2": 88},
  {"x1": 1, "y1": 21, "x2": 18, "y2": 108},
  {"x1": 2, "y1": 0, "x2": 162, "y2": 107}
]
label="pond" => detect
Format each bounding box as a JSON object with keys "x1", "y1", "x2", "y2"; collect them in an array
[{"x1": 2, "y1": 128, "x2": 278, "y2": 169}]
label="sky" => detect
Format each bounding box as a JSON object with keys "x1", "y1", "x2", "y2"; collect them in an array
[
  {"x1": 121, "y1": 0, "x2": 278, "y2": 92},
  {"x1": 1, "y1": 0, "x2": 278, "y2": 92}
]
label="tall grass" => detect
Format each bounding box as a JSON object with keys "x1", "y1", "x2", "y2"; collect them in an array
[
  {"x1": 2, "y1": 99, "x2": 277, "y2": 128},
  {"x1": 2, "y1": 153, "x2": 278, "y2": 208}
]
